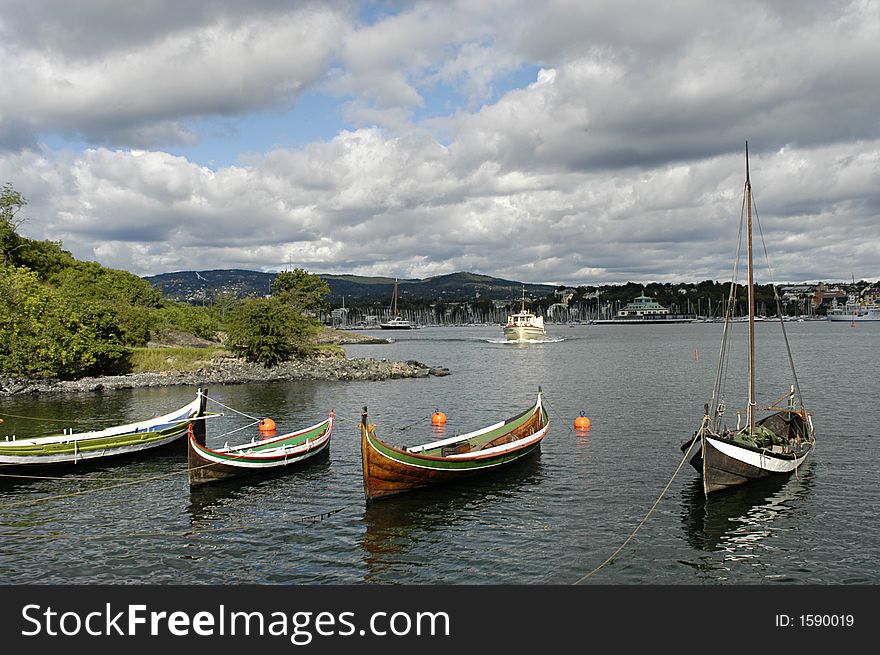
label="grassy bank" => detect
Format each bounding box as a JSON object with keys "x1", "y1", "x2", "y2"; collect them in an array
[
  {"x1": 128, "y1": 347, "x2": 230, "y2": 373},
  {"x1": 129, "y1": 343, "x2": 348, "y2": 374}
]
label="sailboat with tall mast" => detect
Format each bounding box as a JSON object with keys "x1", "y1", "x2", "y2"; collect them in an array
[
  {"x1": 379, "y1": 278, "x2": 414, "y2": 329},
  {"x1": 681, "y1": 143, "x2": 815, "y2": 495}
]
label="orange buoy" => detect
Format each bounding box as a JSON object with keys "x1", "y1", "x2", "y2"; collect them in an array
[
  {"x1": 574, "y1": 412, "x2": 591, "y2": 430},
  {"x1": 431, "y1": 409, "x2": 447, "y2": 425},
  {"x1": 258, "y1": 418, "x2": 277, "y2": 435}
]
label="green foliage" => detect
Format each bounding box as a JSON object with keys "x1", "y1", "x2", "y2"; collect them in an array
[
  {"x1": 0, "y1": 265, "x2": 128, "y2": 378},
  {"x1": 271, "y1": 268, "x2": 331, "y2": 313},
  {"x1": 0, "y1": 183, "x2": 231, "y2": 377},
  {"x1": 11, "y1": 238, "x2": 75, "y2": 278},
  {"x1": 2, "y1": 185, "x2": 77, "y2": 276},
  {"x1": 225, "y1": 296, "x2": 319, "y2": 366},
  {"x1": 49, "y1": 261, "x2": 164, "y2": 345},
  {"x1": 1, "y1": 183, "x2": 27, "y2": 265},
  {"x1": 152, "y1": 301, "x2": 221, "y2": 341},
  {"x1": 52, "y1": 260, "x2": 162, "y2": 308}
]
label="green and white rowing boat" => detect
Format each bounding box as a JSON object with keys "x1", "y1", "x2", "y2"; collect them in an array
[{"x1": 0, "y1": 389, "x2": 208, "y2": 467}]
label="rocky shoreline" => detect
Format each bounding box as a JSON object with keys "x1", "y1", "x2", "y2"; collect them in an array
[{"x1": 0, "y1": 355, "x2": 450, "y2": 396}]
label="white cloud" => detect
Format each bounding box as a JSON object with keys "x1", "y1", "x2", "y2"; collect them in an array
[
  {"x1": 0, "y1": 0, "x2": 878, "y2": 285},
  {"x1": 5, "y1": 133, "x2": 878, "y2": 284},
  {"x1": 0, "y1": 4, "x2": 350, "y2": 148}
]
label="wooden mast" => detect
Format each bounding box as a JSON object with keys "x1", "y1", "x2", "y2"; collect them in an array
[{"x1": 745, "y1": 142, "x2": 756, "y2": 436}]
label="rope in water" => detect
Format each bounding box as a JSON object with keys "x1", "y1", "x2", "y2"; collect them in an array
[
  {"x1": 0, "y1": 463, "x2": 218, "y2": 510},
  {"x1": 0, "y1": 505, "x2": 351, "y2": 542},
  {"x1": 0, "y1": 434, "x2": 345, "y2": 508},
  {"x1": 573, "y1": 417, "x2": 704, "y2": 584}
]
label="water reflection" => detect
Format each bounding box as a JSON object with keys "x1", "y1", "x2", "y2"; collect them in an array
[
  {"x1": 0, "y1": 446, "x2": 185, "y2": 498},
  {"x1": 184, "y1": 452, "x2": 332, "y2": 527},
  {"x1": 358, "y1": 455, "x2": 544, "y2": 583},
  {"x1": 680, "y1": 465, "x2": 815, "y2": 557},
  {"x1": 209, "y1": 381, "x2": 321, "y2": 418},
  {"x1": 574, "y1": 429, "x2": 591, "y2": 462}
]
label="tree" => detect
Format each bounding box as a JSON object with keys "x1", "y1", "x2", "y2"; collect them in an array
[
  {"x1": 1, "y1": 183, "x2": 27, "y2": 265},
  {"x1": 225, "y1": 296, "x2": 319, "y2": 366},
  {"x1": 153, "y1": 301, "x2": 221, "y2": 341},
  {"x1": 0, "y1": 265, "x2": 128, "y2": 378},
  {"x1": 52, "y1": 261, "x2": 162, "y2": 345},
  {"x1": 271, "y1": 268, "x2": 331, "y2": 313},
  {"x1": 52, "y1": 260, "x2": 161, "y2": 308},
  {"x1": 12, "y1": 238, "x2": 75, "y2": 278}
]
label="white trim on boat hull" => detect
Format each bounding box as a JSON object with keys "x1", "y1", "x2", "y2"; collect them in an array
[
  {"x1": 707, "y1": 436, "x2": 809, "y2": 473},
  {"x1": 193, "y1": 432, "x2": 331, "y2": 470},
  {"x1": 702, "y1": 435, "x2": 812, "y2": 494}
]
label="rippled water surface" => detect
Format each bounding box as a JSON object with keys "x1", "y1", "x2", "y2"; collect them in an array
[{"x1": 1, "y1": 322, "x2": 878, "y2": 584}]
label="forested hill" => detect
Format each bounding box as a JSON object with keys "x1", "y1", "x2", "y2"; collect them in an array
[
  {"x1": 143, "y1": 269, "x2": 276, "y2": 304},
  {"x1": 144, "y1": 270, "x2": 557, "y2": 305}
]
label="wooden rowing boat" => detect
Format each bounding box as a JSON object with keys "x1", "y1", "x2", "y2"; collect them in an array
[
  {"x1": 0, "y1": 390, "x2": 208, "y2": 468},
  {"x1": 360, "y1": 389, "x2": 549, "y2": 501},
  {"x1": 188, "y1": 409, "x2": 333, "y2": 486}
]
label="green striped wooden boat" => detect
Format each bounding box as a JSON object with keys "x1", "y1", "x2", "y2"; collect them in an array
[
  {"x1": 0, "y1": 390, "x2": 208, "y2": 467},
  {"x1": 188, "y1": 410, "x2": 333, "y2": 486},
  {"x1": 361, "y1": 389, "x2": 549, "y2": 501}
]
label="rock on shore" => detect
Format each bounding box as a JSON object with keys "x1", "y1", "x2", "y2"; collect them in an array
[{"x1": 0, "y1": 356, "x2": 450, "y2": 395}]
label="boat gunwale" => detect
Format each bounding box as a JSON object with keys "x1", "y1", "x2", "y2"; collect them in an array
[
  {"x1": 407, "y1": 402, "x2": 538, "y2": 452},
  {"x1": 365, "y1": 399, "x2": 547, "y2": 465},
  {"x1": 364, "y1": 432, "x2": 544, "y2": 472},
  {"x1": 189, "y1": 415, "x2": 333, "y2": 463}
]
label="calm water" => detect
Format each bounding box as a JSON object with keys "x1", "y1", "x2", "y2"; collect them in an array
[{"x1": 1, "y1": 321, "x2": 877, "y2": 585}]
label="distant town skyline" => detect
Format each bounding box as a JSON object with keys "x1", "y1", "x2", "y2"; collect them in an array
[{"x1": 1, "y1": 1, "x2": 878, "y2": 286}]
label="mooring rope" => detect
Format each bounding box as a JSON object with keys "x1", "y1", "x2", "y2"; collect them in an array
[
  {"x1": 573, "y1": 417, "x2": 704, "y2": 584},
  {"x1": 205, "y1": 397, "x2": 261, "y2": 422},
  {"x1": 0, "y1": 505, "x2": 351, "y2": 541},
  {"x1": 0, "y1": 467, "x2": 203, "y2": 510},
  {"x1": 0, "y1": 446, "x2": 339, "y2": 508},
  {"x1": 0, "y1": 471, "x2": 110, "y2": 481},
  {"x1": 211, "y1": 419, "x2": 262, "y2": 441},
  {"x1": 392, "y1": 412, "x2": 436, "y2": 433},
  {"x1": 539, "y1": 397, "x2": 574, "y2": 432}
]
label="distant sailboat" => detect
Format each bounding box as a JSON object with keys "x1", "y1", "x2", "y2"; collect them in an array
[
  {"x1": 379, "y1": 279, "x2": 414, "y2": 330},
  {"x1": 680, "y1": 143, "x2": 816, "y2": 495}
]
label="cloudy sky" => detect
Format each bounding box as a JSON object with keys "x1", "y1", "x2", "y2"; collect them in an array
[{"x1": 1, "y1": 0, "x2": 878, "y2": 285}]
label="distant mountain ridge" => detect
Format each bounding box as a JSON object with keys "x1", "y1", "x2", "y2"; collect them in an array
[{"x1": 143, "y1": 269, "x2": 557, "y2": 305}]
